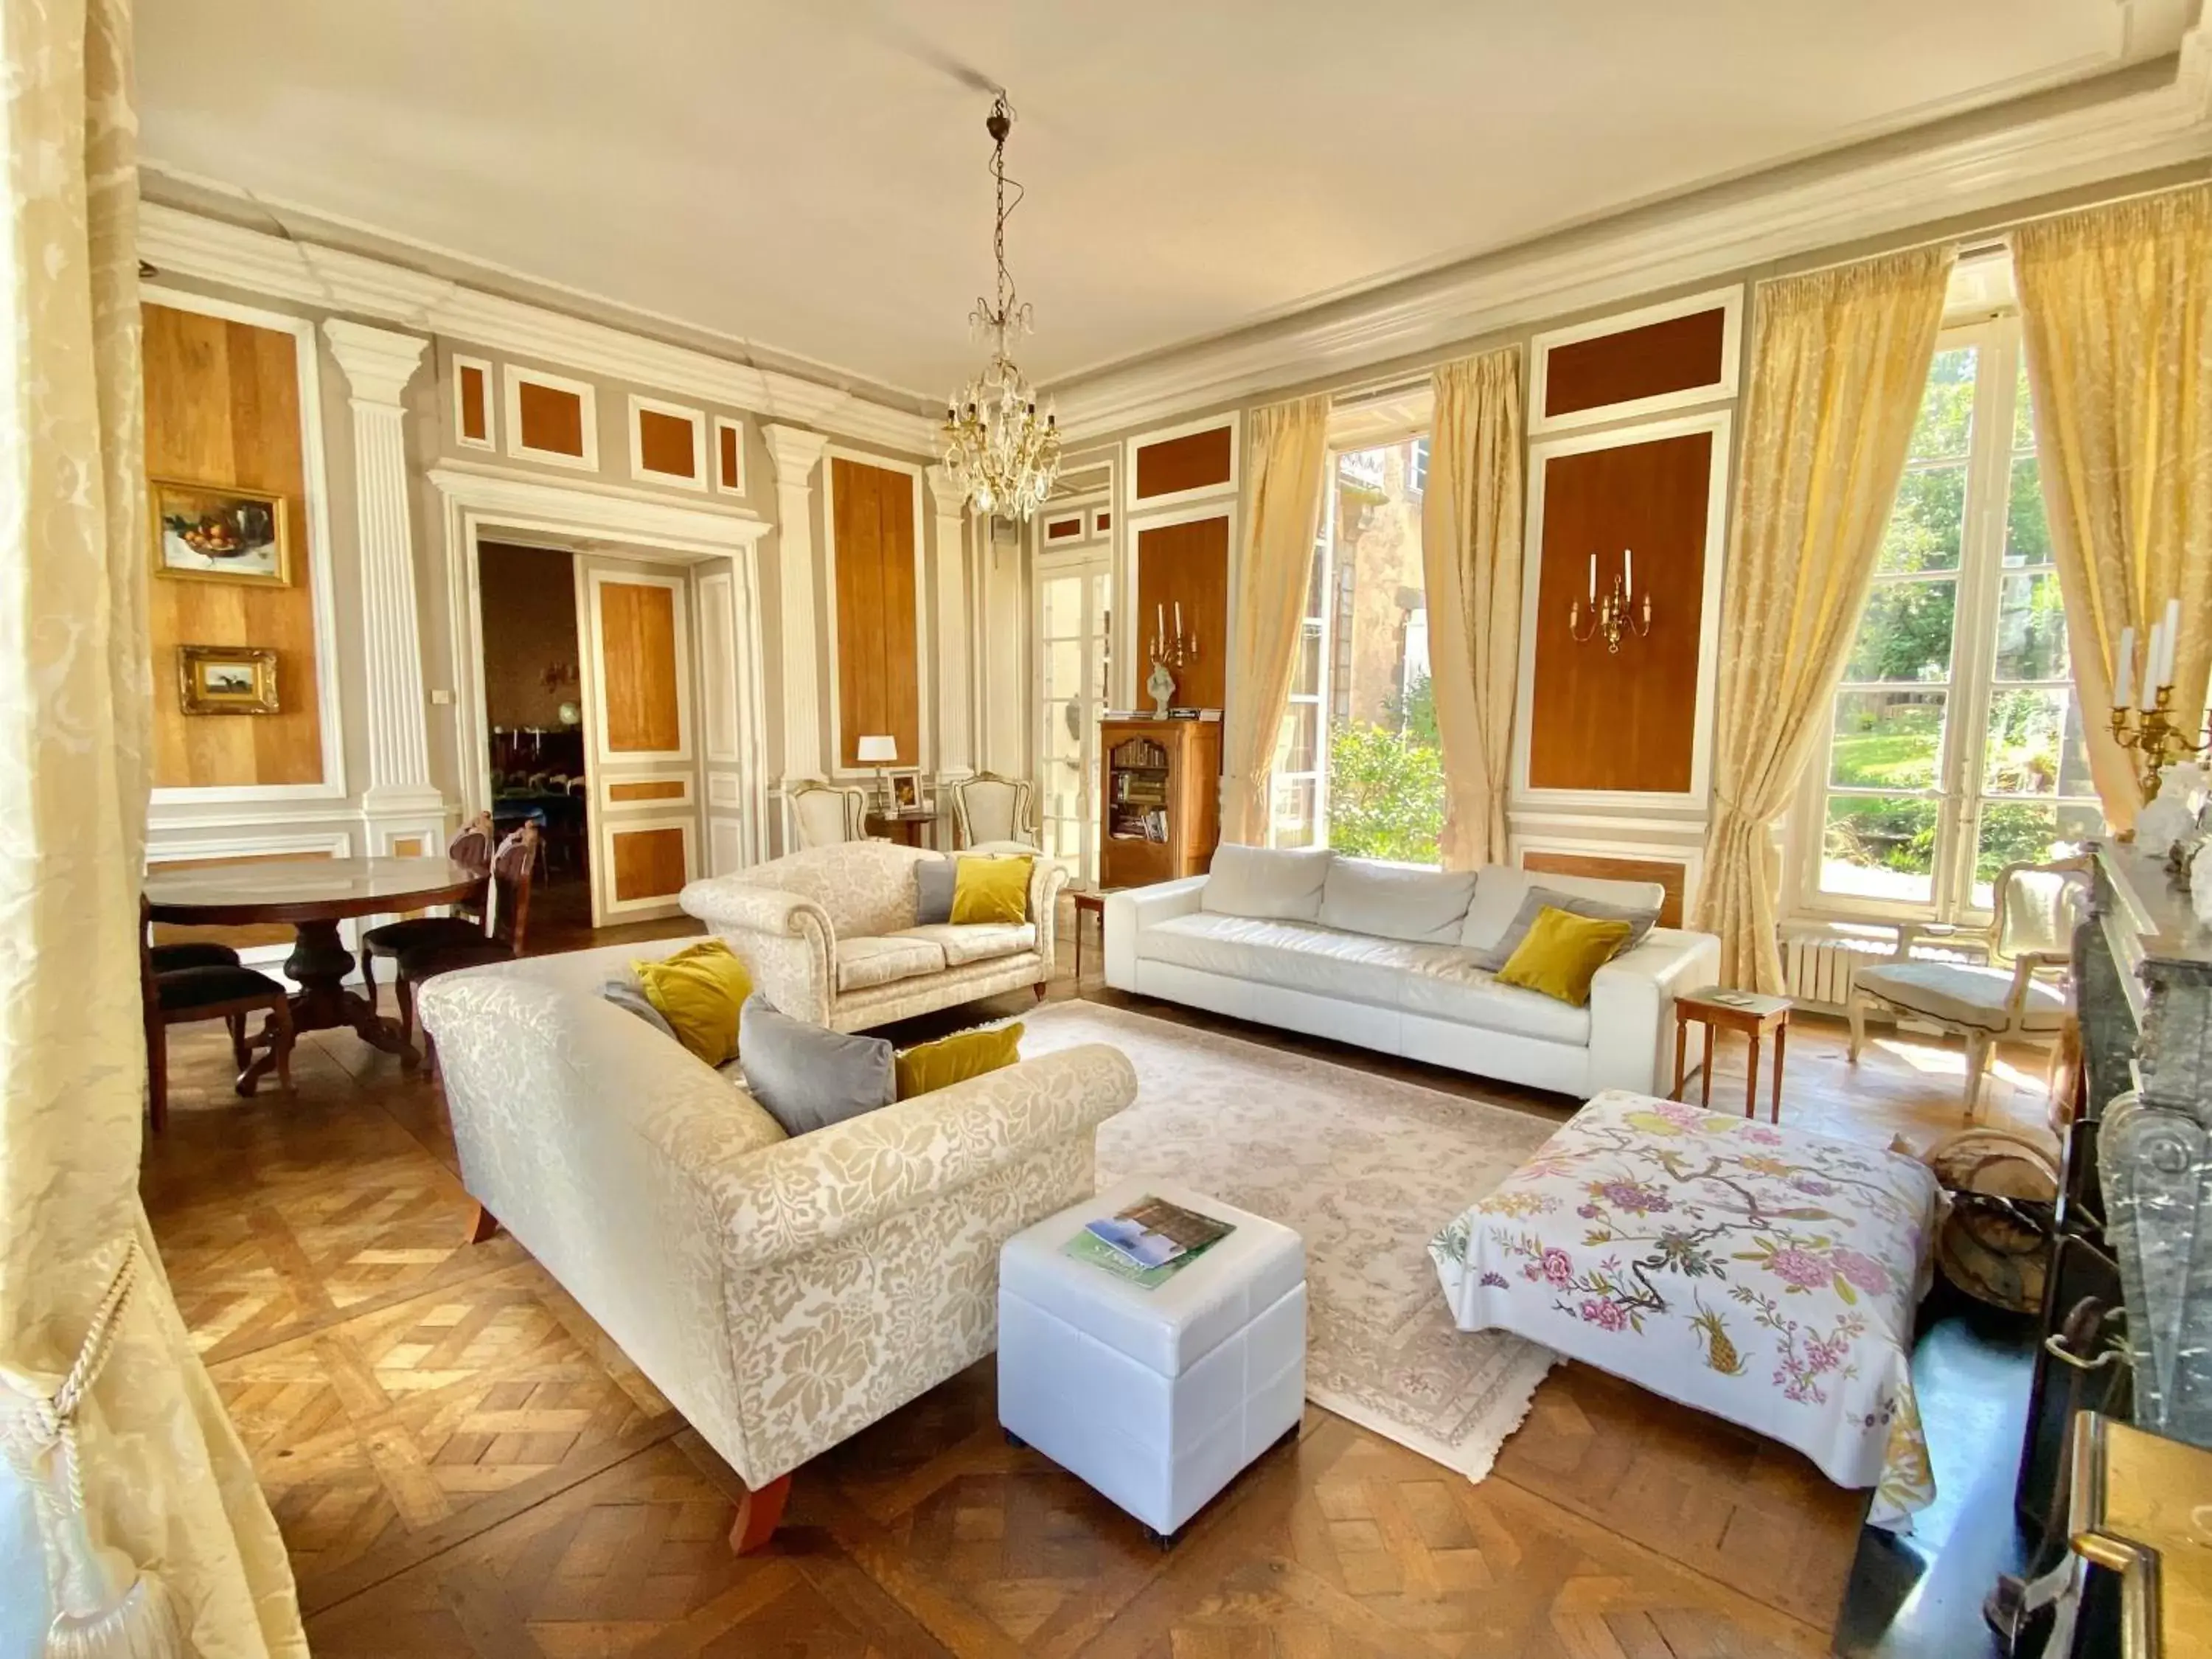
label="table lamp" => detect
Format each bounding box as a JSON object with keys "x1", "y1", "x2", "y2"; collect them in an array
[{"x1": 856, "y1": 734, "x2": 897, "y2": 810}]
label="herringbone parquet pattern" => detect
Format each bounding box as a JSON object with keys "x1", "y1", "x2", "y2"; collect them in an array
[{"x1": 143, "y1": 912, "x2": 2050, "y2": 1655}]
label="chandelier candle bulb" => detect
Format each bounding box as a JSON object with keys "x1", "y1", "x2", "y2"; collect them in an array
[
  {"x1": 2117, "y1": 625, "x2": 2137, "y2": 706},
  {"x1": 1623, "y1": 546, "x2": 1633, "y2": 597}
]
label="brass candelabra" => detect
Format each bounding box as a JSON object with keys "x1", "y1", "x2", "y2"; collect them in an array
[
  {"x1": 2110, "y1": 685, "x2": 2208, "y2": 803},
  {"x1": 1568, "y1": 554, "x2": 1652, "y2": 655},
  {"x1": 1149, "y1": 600, "x2": 1197, "y2": 670}
]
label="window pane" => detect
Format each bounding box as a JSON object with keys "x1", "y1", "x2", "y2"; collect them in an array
[
  {"x1": 2013, "y1": 355, "x2": 2037, "y2": 452},
  {"x1": 1992, "y1": 569, "x2": 2067, "y2": 681},
  {"x1": 1983, "y1": 688, "x2": 2093, "y2": 797},
  {"x1": 1040, "y1": 574, "x2": 1082, "y2": 638},
  {"x1": 2005, "y1": 456, "x2": 2050, "y2": 568},
  {"x1": 1272, "y1": 701, "x2": 1318, "y2": 774},
  {"x1": 1909, "y1": 347, "x2": 1978, "y2": 460},
  {"x1": 1829, "y1": 689, "x2": 1946, "y2": 788},
  {"x1": 1821, "y1": 795, "x2": 1939, "y2": 902},
  {"x1": 1043, "y1": 639, "x2": 1082, "y2": 702},
  {"x1": 1043, "y1": 699, "x2": 1082, "y2": 764},
  {"x1": 1875, "y1": 466, "x2": 1965, "y2": 574},
  {"x1": 1270, "y1": 776, "x2": 1318, "y2": 849},
  {"x1": 1291, "y1": 622, "x2": 1323, "y2": 697},
  {"x1": 1843, "y1": 579, "x2": 1958, "y2": 683},
  {"x1": 1041, "y1": 755, "x2": 1083, "y2": 819},
  {"x1": 1972, "y1": 800, "x2": 2101, "y2": 908}
]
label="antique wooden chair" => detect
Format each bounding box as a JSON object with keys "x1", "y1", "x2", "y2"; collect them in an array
[
  {"x1": 394, "y1": 823, "x2": 540, "y2": 1061},
  {"x1": 140, "y1": 895, "x2": 296, "y2": 1133},
  {"x1": 786, "y1": 778, "x2": 871, "y2": 848},
  {"x1": 950, "y1": 771, "x2": 1039, "y2": 852},
  {"x1": 360, "y1": 812, "x2": 496, "y2": 1013}
]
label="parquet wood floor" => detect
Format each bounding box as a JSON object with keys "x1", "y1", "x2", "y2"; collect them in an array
[{"x1": 142, "y1": 900, "x2": 2053, "y2": 1656}]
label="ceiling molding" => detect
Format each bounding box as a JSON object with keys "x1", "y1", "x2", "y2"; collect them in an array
[
  {"x1": 139, "y1": 202, "x2": 942, "y2": 456},
  {"x1": 1048, "y1": 31, "x2": 2212, "y2": 439}
]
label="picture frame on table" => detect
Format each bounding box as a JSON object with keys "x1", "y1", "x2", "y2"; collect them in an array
[
  {"x1": 178, "y1": 644, "x2": 280, "y2": 715},
  {"x1": 150, "y1": 479, "x2": 291, "y2": 585},
  {"x1": 888, "y1": 770, "x2": 925, "y2": 813}
]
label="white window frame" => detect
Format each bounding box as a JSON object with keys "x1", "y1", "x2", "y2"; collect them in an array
[
  {"x1": 1033, "y1": 547, "x2": 1111, "y2": 886},
  {"x1": 1786, "y1": 313, "x2": 2096, "y2": 928}
]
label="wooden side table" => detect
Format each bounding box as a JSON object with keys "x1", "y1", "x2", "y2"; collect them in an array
[
  {"x1": 867, "y1": 808, "x2": 940, "y2": 849},
  {"x1": 1071, "y1": 889, "x2": 1108, "y2": 981},
  {"x1": 1671, "y1": 987, "x2": 1792, "y2": 1122}
]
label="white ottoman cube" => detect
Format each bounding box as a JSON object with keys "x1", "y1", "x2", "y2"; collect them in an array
[{"x1": 998, "y1": 1177, "x2": 1306, "y2": 1539}]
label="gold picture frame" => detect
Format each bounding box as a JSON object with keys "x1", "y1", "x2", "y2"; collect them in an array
[
  {"x1": 888, "y1": 770, "x2": 925, "y2": 812},
  {"x1": 150, "y1": 479, "x2": 291, "y2": 585},
  {"x1": 178, "y1": 645, "x2": 280, "y2": 715}
]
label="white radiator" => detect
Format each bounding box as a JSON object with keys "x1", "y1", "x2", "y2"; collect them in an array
[{"x1": 1781, "y1": 926, "x2": 1977, "y2": 1013}]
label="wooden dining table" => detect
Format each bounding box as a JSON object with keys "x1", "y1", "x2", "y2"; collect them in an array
[{"x1": 144, "y1": 856, "x2": 485, "y2": 1082}]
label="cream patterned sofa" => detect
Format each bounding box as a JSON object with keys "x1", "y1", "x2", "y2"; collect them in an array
[
  {"x1": 417, "y1": 940, "x2": 1135, "y2": 1512},
  {"x1": 681, "y1": 841, "x2": 1065, "y2": 1031}
]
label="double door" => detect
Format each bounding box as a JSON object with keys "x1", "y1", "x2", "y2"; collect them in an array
[{"x1": 1035, "y1": 554, "x2": 1111, "y2": 887}]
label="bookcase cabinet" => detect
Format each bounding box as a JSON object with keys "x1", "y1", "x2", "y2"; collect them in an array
[{"x1": 1099, "y1": 717, "x2": 1221, "y2": 889}]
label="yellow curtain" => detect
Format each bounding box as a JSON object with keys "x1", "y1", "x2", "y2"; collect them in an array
[
  {"x1": 1694, "y1": 246, "x2": 1955, "y2": 992},
  {"x1": 1220, "y1": 393, "x2": 1332, "y2": 844},
  {"x1": 1420, "y1": 347, "x2": 1524, "y2": 869},
  {"x1": 0, "y1": 0, "x2": 307, "y2": 1649},
  {"x1": 2014, "y1": 185, "x2": 2212, "y2": 833}
]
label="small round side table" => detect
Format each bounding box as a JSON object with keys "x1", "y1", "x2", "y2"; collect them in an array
[{"x1": 1671, "y1": 986, "x2": 1792, "y2": 1122}]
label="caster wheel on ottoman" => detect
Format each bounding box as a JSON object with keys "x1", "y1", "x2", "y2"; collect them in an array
[{"x1": 997, "y1": 1178, "x2": 1307, "y2": 1541}]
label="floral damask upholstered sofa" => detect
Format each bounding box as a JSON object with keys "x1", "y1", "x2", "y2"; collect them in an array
[
  {"x1": 417, "y1": 940, "x2": 1135, "y2": 1544},
  {"x1": 681, "y1": 841, "x2": 1065, "y2": 1031}
]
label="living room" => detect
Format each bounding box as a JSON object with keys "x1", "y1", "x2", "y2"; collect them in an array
[{"x1": 5, "y1": 4, "x2": 2209, "y2": 1656}]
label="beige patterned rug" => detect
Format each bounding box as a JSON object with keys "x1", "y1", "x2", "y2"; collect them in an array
[{"x1": 1018, "y1": 1000, "x2": 1563, "y2": 1482}]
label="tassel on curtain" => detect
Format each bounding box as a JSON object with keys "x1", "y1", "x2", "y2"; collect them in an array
[
  {"x1": 2014, "y1": 184, "x2": 2212, "y2": 834},
  {"x1": 1419, "y1": 346, "x2": 1524, "y2": 869},
  {"x1": 1692, "y1": 245, "x2": 1955, "y2": 992},
  {"x1": 1220, "y1": 394, "x2": 1333, "y2": 845}
]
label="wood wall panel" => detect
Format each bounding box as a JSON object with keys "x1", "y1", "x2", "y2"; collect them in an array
[
  {"x1": 150, "y1": 849, "x2": 332, "y2": 950},
  {"x1": 611, "y1": 827, "x2": 688, "y2": 902},
  {"x1": 596, "y1": 582, "x2": 682, "y2": 753},
  {"x1": 517, "y1": 380, "x2": 586, "y2": 457},
  {"x1": 717, "y1": 423, "x2": 742, "y2": 490},
  {"x1": 831, "y1": 457, "x2": 921, "y2": 769},
  {"x1": 1134, "y1": 515, "x2": 1229, "y2": 710},
  {"x1": 456, "y1": 363, "x2": 489, "y2": 443},
  {"x1": 1528, "y1": 431, "x2": 1713, "y2": 793},
  {"x1": 606, "y1": 779, "x2": 686, "y2": 802},
  {"x1": 1134, "y1": 425, "x2": 1234, "y2": 501},
  {"x1": 1521, "y1": 850, "x2": 1686, "y2": 928},
  {"x1": 143, "y1": 304, "x2": 326, "y2": 790},
  {"x1": 636, "y1": 408, "x2": 698, "y2": 479},
  {"x1": 1545, "y1": 309, "x2": 1727, "y2": 419}
]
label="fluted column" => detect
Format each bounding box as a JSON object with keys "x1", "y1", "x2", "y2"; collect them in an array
[
  {"x1": 925, "y1": 465, "x2": 973, "y2": 779},
  {"x1": 323, "y1": 319, "x2": 444, "y2": 847},
  {"x1": 765, "y1": 423, "x2": 829, "y2": 784}
]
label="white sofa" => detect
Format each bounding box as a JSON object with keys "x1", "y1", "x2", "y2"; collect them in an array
[
  {"x1": 1105, "y1": 847, "x2": 1719, "y2": 1097},
  {"x1": 680, "y1": 840, "x2": 1065, "y2": 1032},
  {"x1": 417, "y1": 939, "x2": 1137, "y2": 1509}
]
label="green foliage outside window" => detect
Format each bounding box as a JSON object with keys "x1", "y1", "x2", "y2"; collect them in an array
[{"x1": 1326, "y1": 684, "x2": 1445, "y2": 865}]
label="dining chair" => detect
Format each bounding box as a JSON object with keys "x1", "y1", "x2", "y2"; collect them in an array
[
  {"x1": 394, "y1": 823, "x2": 540, "y2": 1061},
  {"x1": 949, "y1": 771, "x2": 1039, "y2": 853},
  {"x1": 140, "y1": 895, "x2": 296, "y2": 1133},
  {"x1": 1847, "y1": 857, "x2": 2090, "y2": 1116},
  {"x1": 360, "y1": 812, "x2": 495, "y2": 1013},
  {"x1": 786, "y1": 778, "x2": 870, "y2": 848}
]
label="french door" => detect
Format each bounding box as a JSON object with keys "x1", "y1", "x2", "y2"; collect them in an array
[{"x1": 1034, "y1": 552, "x2": 1111, "y2": 887}]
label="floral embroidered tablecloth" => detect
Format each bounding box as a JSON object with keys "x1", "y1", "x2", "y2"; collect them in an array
[{"x1": 1429, "y1": 1088, "x2": 1942, "y2": 1530}]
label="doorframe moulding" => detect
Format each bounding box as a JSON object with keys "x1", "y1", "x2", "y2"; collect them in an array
[
  {"x1": 138, "y1": 202, "x2": 941, "y2": 456},
  {"x1": 1045, "y1": 29, "x2": 2212, "y2": 437}
]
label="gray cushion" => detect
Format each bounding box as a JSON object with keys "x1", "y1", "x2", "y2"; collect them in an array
[
  {"x1": 737, "y1": 993, "x2": 895, "y2": 1136},
  {"x1": 1470, "y1": 887, "x2": 1660, "y2": 973},
  {"x1": 600, "y1": 978, "x2": 678, "y2": 1043},
  {"x1": 916, "y1": 858, "x2": 956, "y2": 926}
]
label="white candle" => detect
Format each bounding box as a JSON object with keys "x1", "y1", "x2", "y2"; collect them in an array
[
  {"x1": 1623, "y1": 547, "x2": 1633, "y2": 599},
  {"x1": 2143, "y1": 620, "x2": 2164, "y2": 711},
  {"x1": 2115, "y1": 625, "x2": 2136, "y2": 706},
  {"x1": 1587, "y1": 553, "x2": 1597, "y2": 603},
  {"x1": 1156, "y1": 602, "x2": 1165, "y2": 646},
  {"x1": 1174, "y1": 600, "x2": 1183, "y2": 639},
  {"x1": 2163, "y1": 597, "x2": 2182, "y2": 685}
]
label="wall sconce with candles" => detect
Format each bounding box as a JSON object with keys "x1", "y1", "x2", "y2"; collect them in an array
[
  {"x1": 1568, "y1": 547, "x2": 1652, "y2": 654},
  {"x1": 1146, "y1": 600, "x2": 1198, "y2": 716},
  {"x1": 2110, "y1": 595, "x2": 2208, "y2": 803}
]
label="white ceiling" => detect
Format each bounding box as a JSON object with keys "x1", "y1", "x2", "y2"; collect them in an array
[{"x1": 138, "y1": 1, "x2": 2192, "y2": 402}]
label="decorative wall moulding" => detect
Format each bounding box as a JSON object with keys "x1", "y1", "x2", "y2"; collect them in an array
[
  {"x1": 136, "y1": 201, "x2": 944, "y2": 457},
  {"x1": 1042, "y1": 509, "x2": 1088, "y2": 545},
  {"x1": 1529, "y1": 285, "x2": 1742, "y2": 434},
  {"x1": 1123, "y1": 414, "x2": 1239, "y2": 517},
  {"x1": 505, "y1": 364, "x2": 599, "y2": 470},
  {"x1": 628, "y1": 394, "x2": 709, "y2": 490},
  {"x1": 451, "y1": 353, "x2": 495, "y2": 450},
  {"x1": 1045, "y1": 30, "x2": 2212, "y2": 437},
  {"x1": 714, "y1": 416, "x2": 747, "y2": 495}
]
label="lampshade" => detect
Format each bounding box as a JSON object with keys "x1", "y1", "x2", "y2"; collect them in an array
[{"x1": 856, "y1": 734, "x2": 898, "y2": 764}]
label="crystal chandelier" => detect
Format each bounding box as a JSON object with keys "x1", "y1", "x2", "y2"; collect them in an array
[{"x1": 942, "y1": 92, "x2": 1062, "y2": 521}]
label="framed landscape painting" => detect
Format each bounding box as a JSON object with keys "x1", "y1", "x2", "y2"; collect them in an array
[
  {"x1": 151, "y1": 479, "x2": 291, "y2": 585},
  {"x1": 177, "y1": 644, "x2": 280, "y2": 715}
]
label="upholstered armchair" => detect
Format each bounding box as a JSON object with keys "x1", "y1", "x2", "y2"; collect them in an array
[
  {"x1": 950, "y1": 771, "x2": 1037, "y2": 852},
  {"x1": 1847, "y1": 857, "x2": 2090, "y2": 1113},
  {"x1": 785, "y1": 778, "x2": 869, "y2": 848}
]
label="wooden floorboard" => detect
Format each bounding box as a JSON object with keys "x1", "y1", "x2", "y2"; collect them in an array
[{"x1": 142, "y1": 890, "x2": 2056, "y2": 1655}]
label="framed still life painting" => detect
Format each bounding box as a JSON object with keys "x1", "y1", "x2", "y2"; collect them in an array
[
  {"x1": 151, "y1": 479, "x2": 291, "y2": 585},
  {"x1": 177, "y1": 644, "x2": 280, "y2": 715}
]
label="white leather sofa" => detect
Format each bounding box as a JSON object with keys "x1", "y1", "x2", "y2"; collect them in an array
[
  {"x1": 1105, "y1": 846, "x2": 1719, "y2": 1097},
  {"x1": 417, "y1": 939, "x2": 1136, "y2": 1512}
]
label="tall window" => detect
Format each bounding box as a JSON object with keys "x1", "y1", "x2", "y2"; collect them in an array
[
  {"x1": 1268, "y1": 436, "x2": 1446, "y2": 862},
  {"x1": 1801, "y1": 316, "x2": 2099, "y2": 919}
]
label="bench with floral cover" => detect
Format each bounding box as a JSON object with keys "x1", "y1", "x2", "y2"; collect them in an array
[{"x1": 1429, "y1": 1088, "x2": 1941, "y2": 1530}]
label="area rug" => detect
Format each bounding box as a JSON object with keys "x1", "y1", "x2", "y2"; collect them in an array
[{"x1": 1015, "y1": 1000, "x2": 1562, "y2": 1482}]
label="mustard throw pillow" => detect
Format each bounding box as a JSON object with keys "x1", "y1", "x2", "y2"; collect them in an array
[
  {"x1": 951, "y1": 855, "x2": 1032, "y2": 926},
  {"x1": 895, "y1": 1022, "x2": 1023, "y2": 1099},
  {"x1": 1495, "y1": 906, "x2": 1633, "y2": 1007},
  {"x1": 633, "y1": 939, "x2": 752, "y2": 1065}
]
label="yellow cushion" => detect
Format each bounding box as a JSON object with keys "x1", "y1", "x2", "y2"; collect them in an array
[
  {"x1": 951, "y1": 855, "x2": 1032, "y2": 926},
  {"x1": 1495, "y1": 906, "x2": 1633, "y2": 1007},
  {"x1": 633, "y1": 939, "x2": 752, "y2": 1065},
  {"x1": 895, "y1": 1022, "x2": 1023, "y2": 1100}
]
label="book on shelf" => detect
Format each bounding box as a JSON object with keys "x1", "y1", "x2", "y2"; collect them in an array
[
  {"x1": 1062, "y1": 1194, "x2": 1235, "y2": 1290},
  {"x1": 1108, "y1": 807, "x2": 1169, "y2": 842}
]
